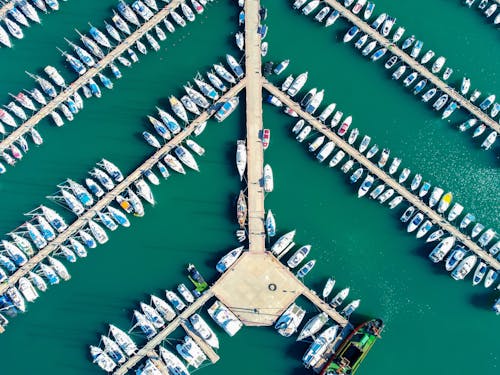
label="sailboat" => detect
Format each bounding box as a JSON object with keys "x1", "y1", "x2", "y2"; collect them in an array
[
  {"x1": 236, "y1": 140, "x2": 246, "y2": 180},
  {"x1": 236, "y1": 191, "x2": 247, "y2": 229}
]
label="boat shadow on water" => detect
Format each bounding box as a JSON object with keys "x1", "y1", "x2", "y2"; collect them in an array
[{"x1": 469, "y1": 292, "x2": 496, "y2": 310}]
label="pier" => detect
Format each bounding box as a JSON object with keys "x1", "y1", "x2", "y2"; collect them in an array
[
  {"x1": 0, "y1": 0, "x2": 188, "y2": 155},
  {"x1": 244, "y1": 0, "x2": 266, "y2": 253},
  {"x1": 0, "y1": 79, "x2": 246, "y2": 296},
  {"x1": 262, "y1": 79, "x2": 500, "y2": 272},
  {"x1": 113, "y1": 289, "x2": 217, "y2": 375},
  {"x1": 179, "y1": 321, "x2": 220, "y2": 363},
  {"x1": 320, "y1": 0, "x2": 500, "y2": 134},
  {"x1": 0, "y1": 1, "x2": 15, "y2": 19}
]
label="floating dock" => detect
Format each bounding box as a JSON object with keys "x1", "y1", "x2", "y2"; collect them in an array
[
  {"x1": 244, "y1": 0, "x2": 266, "y2": 253},
  {"x1": 112, "y1": 290, "x2": 217, "y2": 375},
  {"x1": 321, "y1": 0, "x2": 500, "y2": 134},
  {"x1": 262, "y1": 79, "x2": 500, "y2": 272},
  {"x1": 0, "y1": 79, "x2": 246, "y2": 296},
  {"x1": 0, "y1": 0, "x2": 187, "y2": 155}
]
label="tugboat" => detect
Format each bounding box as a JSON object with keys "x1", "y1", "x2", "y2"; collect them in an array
[{"x1": 320, "y1": 319, "x2": 385, "y2": 375}]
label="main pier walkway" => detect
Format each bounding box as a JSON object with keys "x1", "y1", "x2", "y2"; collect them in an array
[
  {"x1": 0, "y1": 1, "x2": 15, "y2": 19},
  {"x1": 0, "y1": 79, "x2": 246, "y2": 295},
  {"x1": 113, "y1": 290, "x2": 217, "y2": 375},
  {"x1": 0, "y1": 0, "x2": 186, "y2": 155},
  {"x1": 244, "y1": 0, "x2": 266, "y2": 253},
  {"x1": 263, "y1": 80, "x2": 500, "y2": 272},
  {"x1": 322, "y1": 0, "x2": 500, "y2": 134}
]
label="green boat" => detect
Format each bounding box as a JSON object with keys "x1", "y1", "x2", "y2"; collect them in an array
[{"x1": 320, "y1": 319, "x2": 384, "y2": 375}]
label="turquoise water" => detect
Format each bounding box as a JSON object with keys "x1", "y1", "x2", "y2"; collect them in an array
[{"x1": 0, "y1": 1, "x2": 498, "y2": 374}]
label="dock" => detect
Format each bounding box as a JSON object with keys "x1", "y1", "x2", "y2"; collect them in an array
[
  {"x1": 112, "y1": 290, "x2": 216, "y2": 375},
  {"x1": 244, "y1": 0, "x2": 266, "y2": 253},
  {"x1": 321, "y1": 0, "x2": 500, "y2": 134},
  {"x1": 0, "y1": 79, "x2": 246, "y2": 296},
  {"x1": 262, "y1": 79, "x2": 500, "y2": 272},
  {"x1": 0, "y1": 0, "x2": 189, "y2": 155},
  {"x1": 0, "y1": 1, "x2": 15, "y2": 19},
  {"x1": 179, "y1": 321, "x2": 220, "y2": 364}
]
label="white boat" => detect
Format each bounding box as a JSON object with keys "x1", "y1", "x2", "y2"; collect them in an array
[
  {"x1": 407, "y1": 212, "x2": 424, "y2": 233},
  {"x1": 428, "y1": 187, "x2": 444, "y2": 208},
  {"x1": 484, "y1": 269, "x2": 498, "y2": 288},
  {"x1": 472, "y1": 262, "x2": 488, "y2": 286},
  {"x1": 481, "y1": 131, "x2": 497, "y2": 150},
  {"x1": 317, "y1": 141, "x2": 335, "y2": 162},
  {"x1": 445, "y1": 246, "x2": 467, "y2": 271},
  {"x1": 303, "y1": 325, "x2": 339, "y2": 368},
  {"x1": 478, "y1": 228, "x2": 496, "y2": 247},
  {"x1": 392, "y1": 65, "x2": 407, "y2": 80},
  {"x1": 175, "y1": 145, "x2": 199, "y2": 172},
  {"x1": 275, "y1": 303, "x2": 306, "y2": 337},
  {"x1": 135, "y1": 178, "x2": 155, "y2": 205},
  {"x1": 370, "y1": 13, "x2": 386, "y2": 30},
  {"x1": 352, "y1": 0, "x2": 367, "y2": 14},
  {"x1": 41, "y1": 205, "x2": 67, "y2": 233},
  {"x1": 207, "y1": 300, "x2": 242, "y2": 336},
  {"x1": 90, "y1": 345, "x2": 117, "y2": 372},
  {"x1": 451, "y1": 255, "x2": 477, "y2": 281},
  {"x1": 263, "y1": 164, "x2": 274, "y2": 192},
  {"x1": 266, "y1": 209, "x2": 276, "y2": 237},
  {"x1": 18, "y1": 277, "x2": 39, "y2": 302},
  {"x1": 287, "y1": 72, "x2": 308, "y2": 97},
  {"x1": 377, "y1": 148, "x2": 390, "y2": 167},
  {"x1": 159, "y1": 347, "x2": 190, "y2": 375},
  {"x1": 165, "y1": 290, "x2": 186, "y2": 312},
  {"x1": 330, "y1": 111, "x2": 344, "y2": 127},
  {"x1": 369, "y1": 184, "x2": 385, "y2": 200},
  {"x1": 358, "y1": 175, "x2": 374, "y2": 198},
  {"x1": 348, "y1": 128, "x2": 359, "y2": 145},
  {"x1": 236, "y1": 140, "x2": 247, "y2": 180},
  {"x1": 271, "y1": 230, "x2": 296, "y2": 256},
  {"x1": 48, "y1": 256, "x2": 70, "y2": 280},
  {"x1": 388, "y1": 195, "x2": 403, "y2": 209},
  {"x1": 437, "y1": 192, "x2": 453, "y2": 214},
  {"x1": 164, "y1": 154, "x2": 186, "y2": 175},
  {"x1": 341, "y1": 299, "x2": 361, "y2": 318},
  {"x1": 101, "y1": 335, "x2": 126, "y2": 364},
  {"x1": 150, "y1": 295, "x2": 176, "y2": 322},
  {"x1": 110, "y1": 324, "x2": 137, "y2": 357},
  {"x1": 447, "y1": 203, "x2": 464, "y2": 221},
  {"x1": 325, "y1": 10, "x2": 340, "y2": 26},
  {"x1": 471, "y1": 223, "x2": 484, "y2": 238},
  {"x1": 419, "y1": 182, "x2": 431, "y2": 197},
  {"x1": 216, "y1": 246, "x2": 244, "y2": 273},
  {"x1": 460, "y1": 213, "x2": 475, "y2": 229},
  {"x1": 141, "y1": 302, "x2": 165, "y2": 329},
  {"x1": 90, "y1": 168, "x2": 115, "y2": 191},
  {"x1": 429, "y1": 236, "x2": 455, "y2": 263},
  {"x1": 319, "y1": 103, "x2": 336, "y2": 122},
  {"x1": 398, "y1": 168, "x2": 411, "y2": 183},
  {"x1": 69, "y1": 238, "x2": 88, "y2": 258},
  {"x1": 431, "y1": 56, "x2": 446, "y2": 73},
  {"x1": 361, "y1": 40, "x2": 377, "y2": 56},
  {"x1": 302, "y1": 0, "x2": 320, "y2": 15},
  {"x1": 287, "y1": 245, "x2": 311, "y2": 268},
  {"x1": 88, "y1": 220, "x2": 108, "y2": 244},
  {"x1": 358, "y1": 135, "x2": 371, "y2": 153},
  {"x1": 297, "y1": 312, "x2": 329, "y2": 341},
  {"x1": 330, "y1": 287, "x2": 350, "y2": 308},
  {"x1": 190, "y1": 313, "x2": 219, "y2": 349},
  {"x1": 377, "y1": 188, "x2": 394, "y2": 204}
]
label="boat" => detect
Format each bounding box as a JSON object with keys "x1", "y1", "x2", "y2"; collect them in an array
[
  {"x1": 369, "y1": 184, "x2": 385, "y2": 199},
  {"x1": 159, "y1": 347, "x2": 190, "y2": 375},
  {"x1": 26, "y1": 222, "x2": 47, "y2": 249},
  {"x1": 39, "y1": 263, "x2": 59, "y2": 284},
  {"x1": 150, "y1": 295, "x2": 176, "y2": 322},
  {"x1": 478, "y1": 228, "x2": 496, "y2": 247},
  {"x1": 288, "y1": 245, "x2": 312, "y2": 269},
  {"x1": 418, "y1": 181, "x2": 431, "y2": 198},
  {"x1": 485, "y1": 3, "x2": 497, "y2": 17},
  {"x1": 413, "y1": 79, "x2": 427, "y2": 95},
  {"x1": 88, "y1": 220, "x2": 108, "y2": 244},
  {"x1": 358, "y1": 135, "x2": 371, "y2": 153},
  {"x1": 145, "y1": 32, "x2": 160, "y2": 51},
  {"x1": 377, "y1": 188, "x2": 394, "y2": 203},
  {"x1": 141, "y1": 302, "x2": 165, "y2": 329},
  {"x1": 398, "y1": 168, "x2": 410, "y2": 183},
  {"x1": 325, "y1": 10, "x2": 340, "y2": 26},
  {"x1": 110, "y1": 324, "x2": 137, "y2": 357},
  {"x1": 132, "y1": 1, "x2": 155, "y2": 21},
  {"x1": 363, "y1": 2, "x2": 375, "y2": 19},
  {"x1": 10, "y1": 233, "x2": 34, "y2": 257},
  {"x1": 484, "y1": 270, "x2": 498, "y2": 288},
  {"x1": 169, "y1": 96, "x2": 189, "y2": 123},
  {"x1": 165, "y1": 290, "x2": 186, "y2": 312},
  {"x1": 446, "y1": 203, "x2": 463, "y2": 222},
  {"x1": 29, "y1": 271, "x2": 47, "y2": 292},
  {"x1": 133, "y1": 310, "x2": 157, "y2": 338},
  {"x1": 207, "y1": 300, "x2": 242, "y2": 336},
  {"x1": 370, "y1": 13, "x2": 387, "y2": 30},
  {"x1": 271, "y1": 230, "x2": 296, "y2": 256},
  {"x1": 403, "y1": 72, "x2": 418, "y2": 87},
  {"x1": 287, "y1": 72, "x2": 308, "y2": 97},
  {"x1": 316, "y1": 141, "x2": 335, "y2": 163},
  {"x1": 90, "y1": 168, "x2": 115, "y2": 191},
  {"x1": 410, "y1": 40, "x2": 423, "y2": 59},
  {"x1": 41, "y1": 205, "x2": 67, "y2": 233},
  {"x1": 358, "y1": 175, "x2": 374, "y2": 198},
  {"x1": 134, "y1": 178, "x2": 155, "y2": 205},
  {"x1": 481, "y1": 131, "x2": 497, "y2": 150},
  {"x1": 361, "y1": 40, "x2": 377, "y2": 56},
  {"x1": 350, "y1": 168, "x2": 363, "y2": 184},
  {"x1": 377, "y1": 148, "x2": 389, "y2": 167},
  {"x1": 429, "y1": 236, "x2": 456, "y2": 263},
  {"x1": 320, "y1": 319, "x2": 385, "y2": 375},
  {"x1": 164, "y1": 154, "x2": 186, "y2": 175},
  {"x1": 451, "y1": 255, "x2": 477, "y2": 280},
  {"x1": 5, "y1": 18, "x2": 23, "y2": 40},
  {"x1": 428, "y1": 187, "x2": 444, "y2": 208},
  {"x1": 305, "y1": 89, "x2": 324, "y2": 114},
  {"x1": 490, "y1": 103, "x2": 500, "y2": 117},
  {"x1": 338, "y1": 116, "x2": 352, "y2": 136},
  {"x1": 297, "y1": 312, "x2": 329, "y2": 341},
  {"x1": 341, "y1": 159, "x2": 354, "y2": 174},
  {"x1": 226, "y1": 54, "x2": 244, "y2": 80},
  {"x1": 420, "y1": 50, "x2": 435, "y2": 64},
  {"x1": 101, "y1": 335, "x2": 126, "y2": 364},
  {"x1": 348, "y1": 128, "x2": 359, "y2": 145},
  {"x1": 352, "y1": 0, "x2": 367, "y2": 14},
  {"x1": 401, "y1": 34, "x2": 415, "y2": 50},
  {"x1": 384, "y1": 55, "x2": 398, "y2": 69},
  {"x1": 330, "y1": 287, "x2": 350, "y2": 308},
  {"x1": 471, "y1": 223, "x2": 484, "y2": 238},
  {"x1": 189, "y1": 313, "x2": 219, "y2": 349},
  {"x1": 388, "y1": 195, "x2": 403, "y2": 209},
  {"x1": 303, "y1": 325, "x2": 340, "y2": 368},
  {"x1": 341, "y1": 299, "x2": 361, "y2": 318},
  {"x1": 400, "y1": 206, "x2": 416, "y2": 223},
  {"x1": 90, "y1": 345, "x2": 117, "y2": 372},
  {"x1": 392, "y1": 65, "x2": 407, "y2": 80},
  {"x1": 392, "y1": 26, "x2": 405, "y2": 42},
  {"x1": 117, "y1": 0, "x2": 141, "y2": 26},
  {"x1": 236, "y1": 190, "x2": 247, "y2": 229},
  {"x1": 274, "y1": 59, "x2": 290, "y2": 75},
  {"x1": 174, "y1": 145, "x2": 199, "y2": 172},
  {"x1": 157, "y1": 107, "x2": 181, "y2": 134},
  {"x1": 216, "y1": 246, "x2": 244, "y2": 273},
  {"x1": 381, "y1": 16, "x2": 396, "y2": 37},
  {"x1": 302, "y1": 0, "x2": 320, "y2": 15},
  {"x1": 214, "y1": 97, "x2": 239, "y2": 122},
  {"x1": 431, "y1": 56, "x2": 446, "y2": 73},
  {"x1": 263, "y1": 164, "x2": 274, "y2": 192},
  {"x1": 354, "y1": 34, "x2": 368, "y2": 49},
  {"x1": 2, "y1": 240, "x2": 28, "y2": 266},
  {"x1": 458, "y1": 212, "x2": 474, "y2": 229},
  {"x1": 344, "y1": 28, "x2": 361, "y2": 44},
  {"x1": 437, "y1": 192, "x2": 453, "y2": 213},
  {"x1": 177, "y1": 283, "x2": 194, "y2": 304},
  {"x1": 445, "y1": 246, "x2": 467, "y2": 271},
  {"x1": 472, "y1": 262, "x2": 488, "y2": 286},
  {"x1": 370, "y1": 47, "x2": 387, "y2": 61},
  {"x1": 275, "y1": 303, "x2": 306, "y2": 337},
  {"x1": 48, "y1": 256, "x2": 70, "y2": 280},
  {"x1": 407, "y1": 212, "x2": 424, "y2": 233}
]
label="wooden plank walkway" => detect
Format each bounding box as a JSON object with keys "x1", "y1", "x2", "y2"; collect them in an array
[
  {"x1": 321, "y1": 0, "x2": 500, "y2": 134},
  {"x1": 179, "y1": 321, "x2": 220, "y2": 363},
  {"x1": 262, "y1": 80, "x2": 500, "y2": 271},
  {"x1": 0, "y1": 79, "x2": 246, "y2": 295},
  {"x1": 113, "y1": 290, "x2": 215, "y2": 375},
  {"x1": 0, "y1": 0, "x2": 186, "y2": 154},
  {"x1": 0, "y1": 1, "x2": 14, "y2": 19},
  {"x1": 244, "y1": 0, "x2": 266, "y2": 253}
]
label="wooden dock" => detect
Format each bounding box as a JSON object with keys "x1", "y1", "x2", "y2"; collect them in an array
[
  {"x1": 179, "y1": 321, "x2": 220, "y2": 363},
  {"x1": 0, "y1": 79, "x2": 246, "y2": 296},
  {"x1": 321, "y1": 0, "x2": 500, "y2": 134},
  {"x1": 262, "y1": 80, "x2": 500, "y2": 272},
  {"x1": 0, "y1": 0, "x2": 187, "y2": 155},
  {"x1": 0, "y1": 1, "x2": 15, "y2": 19},
  {"x1": 112, "y1": 290, "x2": 216, "y2": 375},
  {"x1": 244, "y1": 0, "x2": 266, "y2": 253}
]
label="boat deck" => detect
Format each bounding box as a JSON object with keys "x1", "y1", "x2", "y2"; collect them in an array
[
  {"x1": 321, "y1": 0, "x2": 500, "y2": 134},
  {"x1": 0, "y1": 79, "x2": 246, "y2": 296},
  {"x1": 262, "y1": 79, "x2": 500, "y2": 272},
  {"x1": 212, "y1": 252, "x2": 348, "y2": 327},
  {"x1": 244, "y1": 0, "x2": 266, "y2": 253},
  {"x1": 112, "y1": 290, "x2": 216, "y2": 375},
  {"x1": 0, "y1": 0, "x2": 187, "y2": 155},
  {"x1": 180, "y1": 320, "x2": 220, "y2": 364}
]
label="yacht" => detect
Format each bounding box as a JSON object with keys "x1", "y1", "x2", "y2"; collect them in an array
[
  {"x1": 451, "y1": 255, "x2": 477, "y2": 281},
  {"x1": 410, "y1": 40, "x2": 423, "y2": 58},
  {"x1": 420, "y1": 50, "x2": 435, "y2": 64},
  {"x1": 264, "y1": 164, "x2": 274, "y2": 192},
  {"x1": 352, "y1": 0, "x2": 367, "y2": 14},
  {"x1": 317, "y1": 141, "x2": 335, "y2": 162},
  {"x1": 216, "y1": 246, "x2": 244, "y2": 273},
  {"x1": 133, "y1": 310, "x2": 157, "y2": 338},
  {"x1": 354, "y1": 34, "x2": 368, "y2": 49},
  {"x1": 330, "y1": 287, "x2": 350, "y2": 308},
  {"x1": 398, "y1": 168, "x2": 411, "y2": 183},
  {"x1": 370, "y1": 47, "x2": 387, "y2": 61},
  {"x1": 391, "y1": 26, "x2": 405, "y2": 42},
  {"x1": 274, "y1": 59, "x2": 290, "y2": 75},
  {"x1": 358, "y1": 175, "x2": 374, "y2": 198},
  {"x1": 377, "y1": 148, "x2": 389, "y2": 167},
  {"x1": 190, "y1": 313, "x2": 219, "y2": 349},
  {"x1": 392, "y1": 65, "x2": 407, "y2": 80},
  {"x1": 41, "y1": 205, "x2": 67, "y2": 233},
  {"x1": 378, "y1": 188, "x2": 394, "y2": 204},
  {"x1": 422, "y1": 87, "x2": 437, "y2": 102},
  {"x1": 429, "y1": 236, "x2": 456, "y2": 263},
  {"x1": 141, "y1": 302, "x2": 165, "y2": 329},
  {"x1": 90, "y1": 168, "x2": 115, "y2": 191},
  {"x1": 447, "y1": 203, "x2": 464, "y2": 221},
  {"x1": 484, "y1": 270, "x2": 498, "y2": 288},
  {"x1": 175, "y1": 146, "x2": 199, "y2": 171},
  {"x1": 441, "y1": 101, "x2": 458, "y2": 119},
  {"x1": 159, "y1": 347, "x2": 190, "y2": 375},
  {"x1": 37, "y1": 216, "x2": 56, "y2": 241},
  {"x1": 341, "y1": 159, "x2": 354, "y2": 174},
  {"x1": 431, "y1": 56, "x2": 446, "y2": 73},
  {"x1": 369, "y1": 184, "x2": 385, "y2": 200},
  {"x1": 297, "y1": 312, "x2": 329, "y2": 341},
  {"x1": 135, "y1": 178, "x2": 155, "y2": 205},
  {"x1": 67, "y1": 179, "x2": 94, "y2": 208},
  {"x1": 69, "y1": 238, "x2": 88, "y2": 258},
  {"x1": 319, "y1": 103, "x2": 336, "y2": 123},
  {"x1": 337, "y1": 116, "x2": 352, "y2": 136},
  {"x1": 176, "y1": 335, "x2": 207, "y2": 368},
  {"x1": 471, "y1": 223, "x2": 484, "y2": 238},
  {"x1": 214, "y1": 97, "x2": 239, "y2": 122},
  {"x1": 150, "y1": 295, "x2": 176, "y2": 322},
  {"x1": 169, "y1": 96, "x2": 189, "y2": 123},
  {"x1": 164, "y1": 154, "x2": 186, "y2": 175},
  {"x1": 445, "y1": 247, "x2": 467, "y2": 272},
  {"x1": 481, "y1": 131, "x2": 497, "y2": 150},
  {"x1": 428, "y1": 187, "x2": 444, "y2": 208},
  {"x1": 29, "y1": 271, "x2": 47, "y2": 292},
  {"x1": 325, "y1": 10, "x2": 340, "y2": 26},
  {"x1": 469, "y1": 90, "x2": 481, "y2": 103},
  {"x1": 314, "y1": 6, "x2": 330, "y2": 22},
  {"x1": 364, "y1": 2, "x2": 375, "y2": 20},
  {"x1": 271, "y1": 230, "x2": 296, "y2": 256},
  {"x1": 303, "y1": 325, "x2": 340, "y2": 368},
  {"x1": 18, "y1": 277, "x2": 39, "y2": 302},
  {"x1": 207, "y1": 300, "x2": 243, "y2": 336},
  {"x1": 288, "y1": 245, "x2": 312, "y2": 269},
  {"x1": 26, "y1": 222, "x2": 48, "y2": 249},
  {"x1": 413, "y1": 79, "x2": 427, "y2": 95},
  {"x1": 400, "y1": 206, "x2": 416, "y2": 223},
  {"x1": 419, "y1": 181, "x2": 431, "y2": 197},
  {"x1": 410, "y1": 174, "x2": 422, "y2": 191},
  {"x1": 407, "y1": 212, "x2": 424, "y2": 233},
  {"x1": 97, "y1": 211, "x2": 118, "y2": 232},
  {"x1": 381, "y1": 16, "x2": 396, "y2": 36},
  {"x1": 403, "y1": 72, "x2": 418, "y2": 87},
  {"x1": 370, "y1": 13, "x2": 387, "y2": 30},
  {"x1": 305, "y1": 89, "x2": 324, "y2": 114},
  {"x1": 322, "y1": 278, "x2": 336, "y2": 299},
  {"x1": 343, "y1": 26, "x2": 359, "y2": 43},
  {"x1": 437, "y1": 192, "x2": 453, "y2": 214},
  {"x1": 350, "y1": 168, "x2": 363, "y2": 184},
  {"x1": 358, "y1": 135, "x2": 371, "y2": 153},
  {"x1": 287, "y1": 72, "x2": 308, "y2": 97},
  {"x1": 385, "y1": 55, "x2": 398, "y2": 69},
  {"x1": 348, "y1": 128, "x2": 359, "y2": 145},
  {"x1": 226, "y1": 54, "x2": 244, "y2": 79},
  {"x1": 110, "y1": 324, "x2": 137, "y2": 357},
  {"x1": 90, "y1": 345, "x2": 117, "y2": 372},
  {"x1": 330, "y1": 111, "x2": 344, "y2": 127},
  {"x1": 388, "y1": 195, "x2": 403, "y2": 209},
  {"x1": 266, "y1": 210, "x2": 276, "y2": 237},
  {"x1": 275, "y1": 303, "x2": 306, "y2": 337},
  {"x1": 478, "y1": 229, "x2": 496, "y2": 247},
  {"x1": 472, "y1": 262, "x2": 488, "y2": 286},
  {"x1": 341, "y1": 299, "x2": 361, "y2": 318},
  {"x1": 361, "y1": 40, "x2": 377, "y2": 56},
  {"x1": 40, "y1": 263, "x2": 59, "y2": 285},
  {"x1": 85, "y1": 178, "x2": 104, "y2": 198},
  {"x1": 10, "y1": 233, "x2": 34, "y2": 257},
  {"x1": 101, "y1": 335, "x2": 126, "y2": 364},
  {"x1": 165, "y1": 290, "x2": 186, "y2": 312},
  {"x1": 302, "y1": 0, "x2": 320, "y2": 16},
  {"x1": 88, "y1": 220, "x2": 108, "y2": 244}
]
